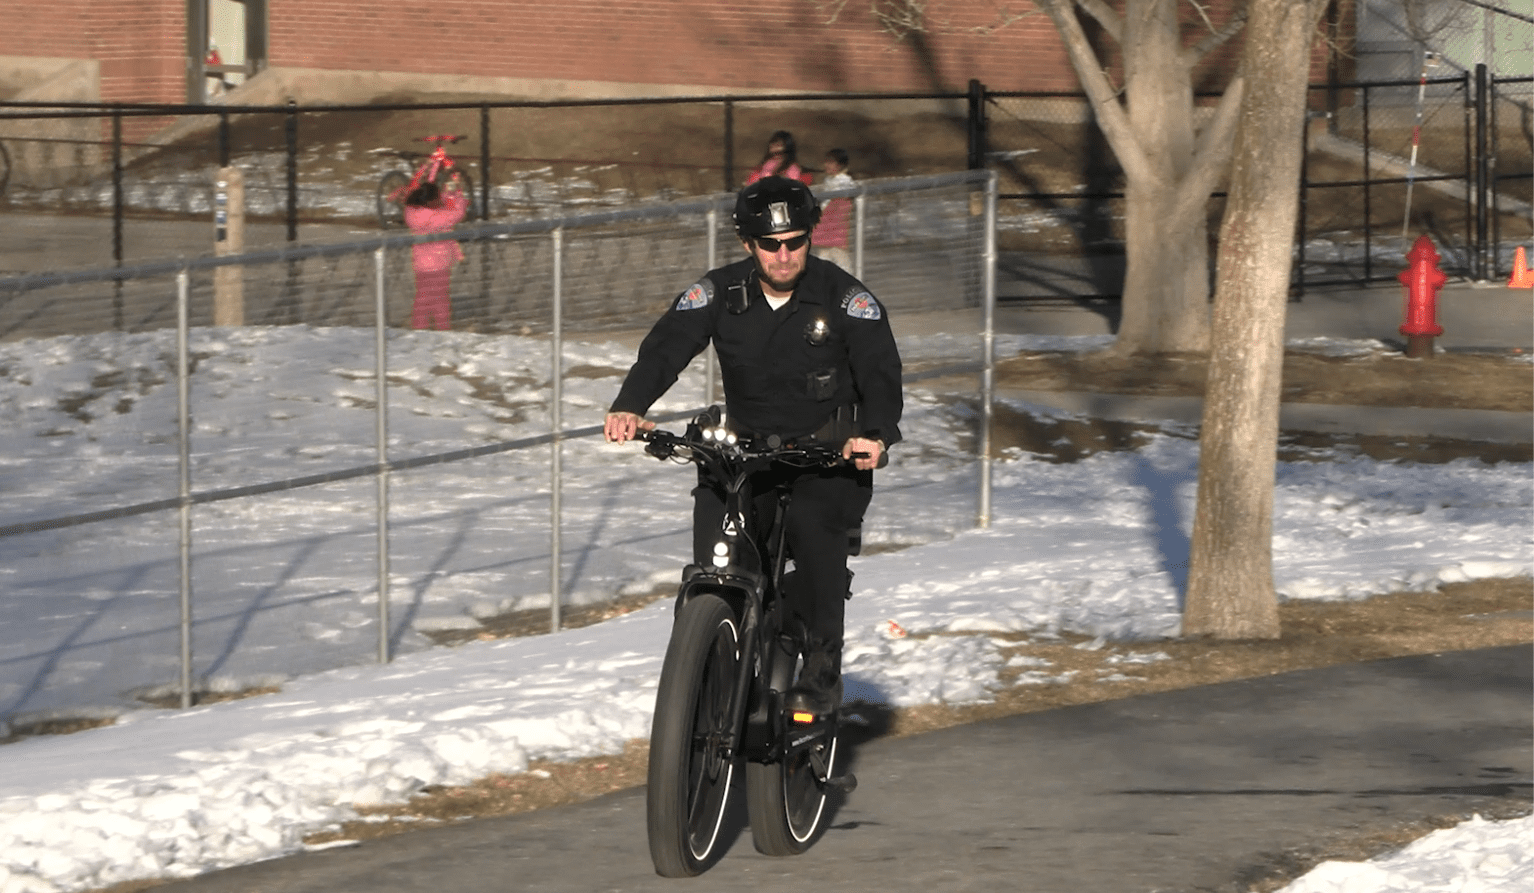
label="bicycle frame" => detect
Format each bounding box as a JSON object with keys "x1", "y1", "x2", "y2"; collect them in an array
[
  {"x1": 390, "y1": 134, "x2": 464, "y2": 202},
  {"x1": 642, "y1": 414, "x2": 842, "y2": 767}
]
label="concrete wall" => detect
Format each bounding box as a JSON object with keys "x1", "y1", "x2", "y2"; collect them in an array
[{"x1": 0, "y1": 57, "x2": 105, "y2": 189}]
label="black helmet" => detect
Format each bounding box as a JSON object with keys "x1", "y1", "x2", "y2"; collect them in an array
[{"x1": 734, "y1": 176, "x2": 821, "y2": 237}]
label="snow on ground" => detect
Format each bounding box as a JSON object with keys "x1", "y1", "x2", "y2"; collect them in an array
[{"x1": 0, "y1": 325, "x2": 1528, "y2": 893}]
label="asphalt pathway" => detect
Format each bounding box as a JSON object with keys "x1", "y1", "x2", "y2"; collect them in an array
[{"x1": 150, "y1": 645, "x2": 1531, "y2": 893}]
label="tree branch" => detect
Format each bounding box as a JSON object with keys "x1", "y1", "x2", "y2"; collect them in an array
[
  {"x1": 1034, "y1": 0, "x2": 1158, "y2": 187},
  {"x1": 1171, "y1": 75, "x2": 1245, "y2": 223},
  {"x1": 813, "y1": 1, "x2": 1040, "y2": 40},
  {"x1": 1070, "y1": 0, "x2": 1122, "y2": 42},
  {"x1": 1183, "y1": 0, "x2": 1248, "y2": 66}
]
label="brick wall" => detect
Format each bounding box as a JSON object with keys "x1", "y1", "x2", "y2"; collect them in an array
[
  {"x1": 264, "y1": 1, "x2": 1079, "y2": 94},
  {"x1": 1, "y1": 0, "x2": 185, "y2": 104},
  {"x1": 2, "y1": 1, "x2": 1344, "y2": 105}
]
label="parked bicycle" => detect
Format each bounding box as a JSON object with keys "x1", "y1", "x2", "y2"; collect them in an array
[
  {"x1": 637, "y1": 407, "x2": 860, "y2": 878},
  {"x1": 374, "y1": 134, "x2": 476, "y2": 229}
]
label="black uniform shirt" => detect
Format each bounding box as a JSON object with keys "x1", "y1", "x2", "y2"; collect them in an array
[{"x1": 611, "y1": 255, "x2": 903, "y2": 446}]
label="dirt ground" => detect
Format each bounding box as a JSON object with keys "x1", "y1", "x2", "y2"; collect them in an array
[{"x1": 980, "y1": 346, "x2": 1534, "y2": 467}]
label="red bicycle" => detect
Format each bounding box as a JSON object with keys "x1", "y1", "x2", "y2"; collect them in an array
[{"x1": 375, "y1": 134, "x2": 477, "y2": 229}]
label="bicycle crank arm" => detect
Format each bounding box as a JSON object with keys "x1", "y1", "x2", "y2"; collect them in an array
[{"x1": 807, "y1": 743, "x2": 857, "y2": 794}]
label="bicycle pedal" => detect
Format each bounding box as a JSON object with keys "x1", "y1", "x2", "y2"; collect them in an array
[{"x1": 820, "y1": 772, "x2": 857, "y2": 794}]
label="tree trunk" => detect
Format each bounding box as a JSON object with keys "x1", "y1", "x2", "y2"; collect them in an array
[
  {"x1": 1183, "y1": 0, "x2": 1325, "y2": 640},
  {"x1": 1111, "y1": 0, "x2": 1213, "y2": 356},
  {"x1": 1117, "y1": 180, "x2": 1212, "y2": 355}
]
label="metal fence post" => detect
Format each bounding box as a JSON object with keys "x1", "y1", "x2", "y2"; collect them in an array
[
  {"x1": 1474, "y1": 63, "x2": 1490, "y2": 281},
  {"x1": 1362, "y1": 84, "x2": 1374, "y2": 284},
  {"x1": 1296, "y1": 109, "x2": 1310, "y2": 299},
  {"x1": 284, "y1": 99, "x2": 298, "y2": 242},
  {"x1": 112, "y1": 113, "x2": 125, "y2": 331},
  {"x1": 176, "y1": 268, "x2": 194, "y2": 709},
  {"x1": 479, "y1": 104, "x2": 492, "y2": 221},
  {"x1": 967, "y1": 79, "x2": 987, "y2": 170},
  {"x1": 549, "y1": 226, "x2": 564, "y2": 634},
  {"x1": 978, "y1": 173, "x2": 997, "y2": 529},
  {"x1": 853, "y1": 191, "x2": 866, "y2": 281},
  {"x1": 374, "y1": 246, "x2": 391, "y2": 663},
  {"x1": 722, "y1": 100, "x2": 735, "y2": 192},
  {"x1": 705, "y1": 204, "x2": 718, "y2": 407}
]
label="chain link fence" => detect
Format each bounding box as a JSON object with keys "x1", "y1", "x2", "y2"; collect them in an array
[
  {"x1": 0, "y1": 170, "x2": 997, "y2": 727},
  {"x1": 2, "y1": 75, "x2": 1527, "y2": 301}
]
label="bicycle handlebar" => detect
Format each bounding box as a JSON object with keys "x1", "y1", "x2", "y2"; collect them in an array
[{"x1": 635, "y1": 407, "x2": 879, "y2": 470}]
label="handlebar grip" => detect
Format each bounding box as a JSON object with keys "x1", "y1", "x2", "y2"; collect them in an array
[{"x1": 847, "y1": 450, "x2": 890, "y2": 469}]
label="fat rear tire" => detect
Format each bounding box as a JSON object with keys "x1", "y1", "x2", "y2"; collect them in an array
[{"x1": 746, "y1": 639, "x2": 836, "y2": 855}]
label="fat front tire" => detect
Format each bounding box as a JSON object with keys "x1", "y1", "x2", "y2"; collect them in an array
[
  {"x1": 746, "y1": 644, "x2": 837, "y2": 856},
  {"x1": 376, "y1": 170, "x2": 410, "y2": 229},
  {"x1": 646, "y1": 594, "x2": 740, "y2": 878}
]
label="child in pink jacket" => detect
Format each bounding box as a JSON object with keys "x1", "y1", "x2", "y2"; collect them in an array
[{"x1": 403, "y1": 182, "x2": 468, "y2": 330}]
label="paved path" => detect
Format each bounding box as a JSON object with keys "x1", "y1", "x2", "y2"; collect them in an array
[{"x1": 149, "y1": 646, "x2": 1530, "y2": 893}]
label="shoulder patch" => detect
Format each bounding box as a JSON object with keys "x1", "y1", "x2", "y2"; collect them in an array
[
  {"x1": 675, "y1": 279, "x2": 714, "y2": 311},
  {"x1": 841, "y1": 288, "x2": 882, "y2": 321}
]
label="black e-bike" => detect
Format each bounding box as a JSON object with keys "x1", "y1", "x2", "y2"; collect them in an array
[{"x1": 639, "y1": 408, "x2": 860, "y2": 877}]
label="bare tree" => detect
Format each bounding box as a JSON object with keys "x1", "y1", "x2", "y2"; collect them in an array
[
  {"x1": 822, "y1": 0, "x2": 1249, "y2": 354},
  {"x1": 1032, "y1": 0, "x2": 1247, "y2": 355},
  {"x1": 1182, "y1": 0, "x2": 1330, "y2": 639},
  {"x1": 830, "y1": 0, "x2": 1333, "y2": 639}
]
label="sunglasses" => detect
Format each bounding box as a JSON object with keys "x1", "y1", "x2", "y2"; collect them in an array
[{"x1": 752, "y1": 233, "x2": 810, "y2": 253}]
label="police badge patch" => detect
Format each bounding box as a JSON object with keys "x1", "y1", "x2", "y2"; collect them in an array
[
  {"x1": 675, "y1": 279, "x2": 714, "y2": 311},
  {"x1": 841, "y1": 288, "x2": 882, "y2": 320}
]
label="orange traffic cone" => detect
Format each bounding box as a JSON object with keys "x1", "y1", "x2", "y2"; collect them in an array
[{"x1": 1509, "y1": 246, "x2": 1534, "y2": 289}]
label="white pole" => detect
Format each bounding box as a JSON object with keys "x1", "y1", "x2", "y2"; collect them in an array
[
  {"x1": 978, "y1": 174, "x2": 997, "y2": 529},
  {"x1": 374, "y1": 247, "x2": 391, "y2": 663},
  {"x1": 1401, "y1": 52, "x2": 1432, "y2": 238},
  {"x1": 176, "y1": 269, "x2": 193, "y2": 709},
  {"x1": 550, "y1": 227, "x2": 564, "y2": 633}
]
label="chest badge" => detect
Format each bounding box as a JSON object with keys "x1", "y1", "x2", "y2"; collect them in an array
[{"x1": 805, "y1": 317, "x2": 830, "y2": 346}]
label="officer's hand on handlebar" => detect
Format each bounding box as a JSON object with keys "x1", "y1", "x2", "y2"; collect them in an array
[
  {"x1": 843, "y1": 436, "x2": 885, "y2": 471},
  {"x1": 604, "y1": 411, "x2": 655, "y2": 444}
]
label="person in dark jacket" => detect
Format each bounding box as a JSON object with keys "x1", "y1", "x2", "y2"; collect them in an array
[{"x1": 604, "y1": 176, "x2": 903, "y2": 715}]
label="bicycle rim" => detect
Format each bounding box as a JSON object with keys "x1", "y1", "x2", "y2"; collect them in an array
[
  {"x1": 747, "y1": 728, "x2": 835, "y2": 854},
  {"x1": 646, "y1": 595, "x2": 739, "y2": 877}
]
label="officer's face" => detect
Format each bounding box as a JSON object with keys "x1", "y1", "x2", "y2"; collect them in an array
[{"x1": 743, "y1": 230, "x2": 810, "y2": 296}]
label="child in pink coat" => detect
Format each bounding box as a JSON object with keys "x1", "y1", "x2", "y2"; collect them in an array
[
  {"x1": 403, "y1": 182, "x2": 468, "y2": 330},
  {"x1": 744, "y1": 130, "x2": 814, "y2": 187}
]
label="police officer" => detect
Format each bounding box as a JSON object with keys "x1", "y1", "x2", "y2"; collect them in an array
[{"x1": 604, "y1": 176, "x2": 903, "y2": 715}]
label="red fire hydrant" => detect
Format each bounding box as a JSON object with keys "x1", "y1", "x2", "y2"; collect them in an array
[{"x1": 1398, "y1": 234, "x2": 1446, "y2": 359}]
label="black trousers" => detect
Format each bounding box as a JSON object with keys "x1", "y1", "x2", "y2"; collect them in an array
[{"x1": 692, "y1": 464, "x2": 872, "y2": 649}]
